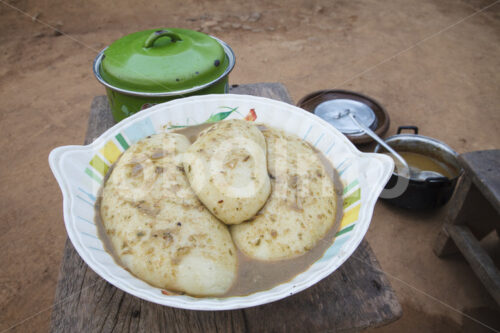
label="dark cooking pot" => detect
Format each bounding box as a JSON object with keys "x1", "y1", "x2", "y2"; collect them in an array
[{"x1": 374, "y1": 126, "x2": 463, "y2": 210}]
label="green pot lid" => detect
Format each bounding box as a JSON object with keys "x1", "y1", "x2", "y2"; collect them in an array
[{"x1": 99, "y1": 28, "x2": 228, "y2": 93}]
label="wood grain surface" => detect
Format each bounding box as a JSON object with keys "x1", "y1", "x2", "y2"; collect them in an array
[
  {"x1": 50, "y1": 83, "x2": 402, "y2": 332},
  {"x1": 445, "y1": 224, "x2": 500, "y2": 305},
  {"x1": 434, "y1": 149, "x2": 500, "y2": 305},
  {"x1": 459, "y1": 150, "x2": 500, "y2": 216}
]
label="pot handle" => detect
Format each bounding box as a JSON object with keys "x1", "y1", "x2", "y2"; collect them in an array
[
  {"x1": 397, "y1": 126, "x2": 419, "y2": 135},
  {"x1": 144, "y1": 30, "x2": 182, "y2": 48},
  {"x1": 425, "y1": 176, "x2": 451, "y2": 185}
]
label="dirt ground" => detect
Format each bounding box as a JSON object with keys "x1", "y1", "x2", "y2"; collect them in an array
[{"x1": 1, "y1": 0, "x2": 500, "y2": 332}]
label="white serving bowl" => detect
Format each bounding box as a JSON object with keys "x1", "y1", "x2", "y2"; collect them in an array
[{"x1": 49, "y1": 94, "x2": 393, "y2": 310}]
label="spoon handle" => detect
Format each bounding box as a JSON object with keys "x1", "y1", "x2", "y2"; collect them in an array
[{"x1": 347, "y1": 113, "x2": 410, "y2": 176}]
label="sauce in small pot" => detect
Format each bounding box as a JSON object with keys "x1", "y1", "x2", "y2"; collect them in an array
[{"x1": 384, "y1": 151, "x2": 459, "y2": 179}]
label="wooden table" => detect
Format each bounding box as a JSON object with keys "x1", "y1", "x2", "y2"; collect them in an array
[
  {"x1": 50, "y1": 83, "x2": 402, "y2": 332},
  {"x1": 434, "y1": 150, "x2": 500, "y2": 304}
]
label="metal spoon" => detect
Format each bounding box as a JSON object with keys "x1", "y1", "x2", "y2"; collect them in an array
[{"x1": 346, "y1": 112, "x2": 444, "y2": 181}]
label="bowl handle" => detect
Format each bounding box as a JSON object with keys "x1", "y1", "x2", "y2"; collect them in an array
[{"x1": 397, "y1": 126, "x2": 418, "y2": 134}]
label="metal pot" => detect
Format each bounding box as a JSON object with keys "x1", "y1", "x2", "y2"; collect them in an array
[
  {"x1": 93, "y1": 28, "x2": 235, "y2": 122},
  {"x1": 374, "y1": 126, "x2": 463, "y2": 210}
]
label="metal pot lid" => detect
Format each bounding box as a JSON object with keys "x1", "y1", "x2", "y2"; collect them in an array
[
  {"x1": 314, "y1": 99, "x2": 377, "y2": 136},
  {"x1": 99, "y1": 28, "x2": 228, "y2": 93}
]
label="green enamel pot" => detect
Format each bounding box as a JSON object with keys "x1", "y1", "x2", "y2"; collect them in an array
[{"x1": 93, "y1": 28, "x2": 236, "y2": 122}]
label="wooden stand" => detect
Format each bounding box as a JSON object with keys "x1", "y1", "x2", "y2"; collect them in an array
[
  {"x1": 434, "y1": 150, "x2": 500, "y2": 304},
  {"x1": 50, "y1": 83, "x2": 402, "y2": 332}
]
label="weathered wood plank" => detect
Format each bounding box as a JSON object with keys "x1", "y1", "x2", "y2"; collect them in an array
[
  {"x1": 434, "y1": 150, "x2": 500, "y2": 305},
  {"x1": 229, "y1": 83, "x2": 293, "y2": 104},
  {"x1": 434, "y1": 150, "x2": 500, "y2": 257},
  {"x1": 84, "y1": 96, "x2": 116, "y2": 145},
  {"x1": 433, "y1": 175, "x2": 472, "y2": 257},
  {"x1": 445, "y1": 224, "x2": 500, "y2": 304},
  {"x1": 51, "y1": 84, "x2": 401, "y2": 332},
  {"x1": 459, "y1": 150, "x2": 500, "y2": 216}
]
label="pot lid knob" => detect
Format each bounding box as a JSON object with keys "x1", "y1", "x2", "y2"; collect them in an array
[{"x1": 144, "y1": 30, "x2": 182, "y2": 48}]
